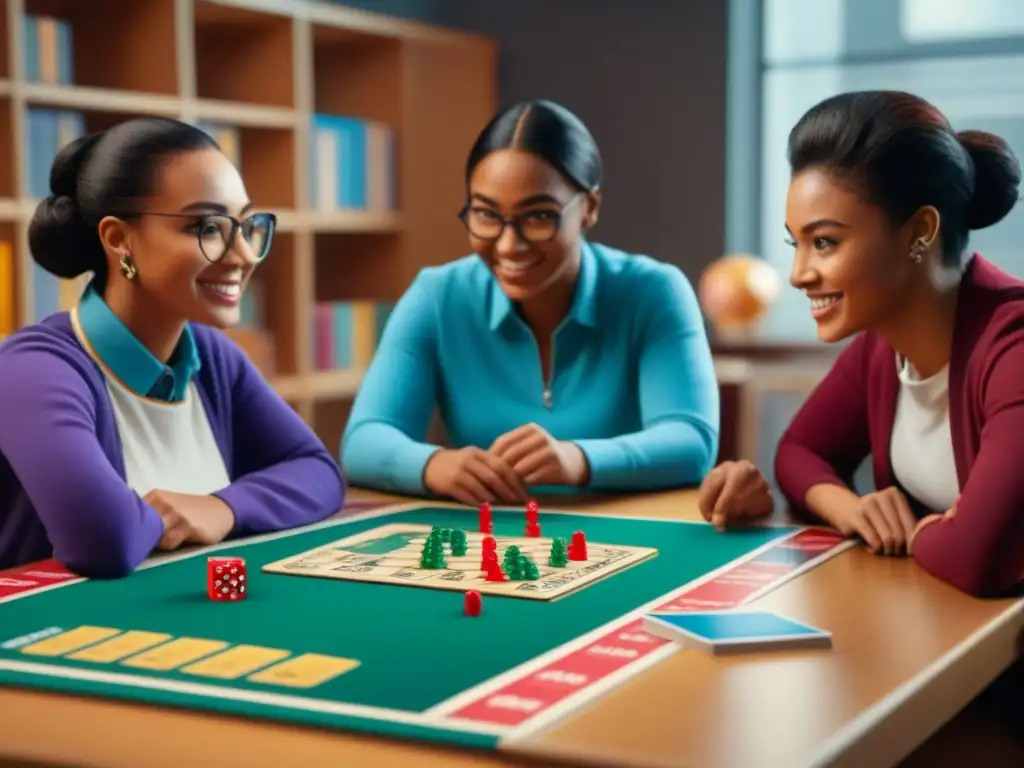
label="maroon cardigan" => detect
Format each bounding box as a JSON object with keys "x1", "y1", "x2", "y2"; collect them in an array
[{"x1": 775, "y1": 255, "x2": 1024, "y2": 596}]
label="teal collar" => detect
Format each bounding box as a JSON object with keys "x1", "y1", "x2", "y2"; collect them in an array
[
  {"x1": 488, "y1": 240, "x2": 600, "y2": 331},
  {"x1": 76, "y1": 284, "x2": 201, "y2": 402}
]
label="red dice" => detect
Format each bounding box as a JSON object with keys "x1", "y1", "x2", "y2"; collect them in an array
[{"x1": 207, "y1": 556, "x2": 247, "y2": 601}]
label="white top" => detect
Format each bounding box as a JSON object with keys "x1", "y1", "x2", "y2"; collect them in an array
[
  {"x1": 105, "y1": 376, "x2": 231, "y2": 497},
  {"x1": 889, "y1": 354, "x2": 959, "y2": 512}
]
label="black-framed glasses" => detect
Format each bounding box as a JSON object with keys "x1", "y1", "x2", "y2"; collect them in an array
[
  {"x1": 120, "y1": 211, "x2": 277, "y2": 263},
  {"x1": 457, "y1": 195, "x2": 581, "y2": 244}
]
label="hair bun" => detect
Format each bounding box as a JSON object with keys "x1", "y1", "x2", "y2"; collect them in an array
[
  {"x1": 957, "y1": 130, "x2": 1022, "y2": 230},
  {"x1": 28, "y1": 194, "x2": 102, "y2": 279}
]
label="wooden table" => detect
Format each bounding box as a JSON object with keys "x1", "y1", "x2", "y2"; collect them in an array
[{"x1": 1, "y1": 487, "x2": 1021, "y2": 768}]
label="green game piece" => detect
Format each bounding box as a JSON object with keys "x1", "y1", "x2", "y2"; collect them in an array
[
  {"x1": 503, "y1": 545, "x2": 521, "y2": 574},
  {"x1": 522, "y1": 557, "x2": 541, "y2": 581},
  {"x1": 548, "y1": 537, "x2": 569, "y2": 567},
  {"x1": 420, "y1": 532, "x2": 447, "y2": 569},
  {"x1": 508, "y1": 553, "x2": 538, "y2": 581},
  {"x1": 450, "y1": 529, "x2": 468, "y2": 556}
]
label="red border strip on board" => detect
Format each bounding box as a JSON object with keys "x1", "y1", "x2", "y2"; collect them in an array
[
  {"x1": 0, "y1": 501, "x2": 389, "y2": 601},
  {"x1": 447, "y1": 529, "x2": 847, "y2": 727},
  {"x1": 0, "y1": 560, "x2": 77, "y2": 599}
]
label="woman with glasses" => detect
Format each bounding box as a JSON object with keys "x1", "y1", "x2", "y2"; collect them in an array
[
  {"x1": 0, "y1": 116, "x2": 344, "y2": 576},
  {"x1": 341, "y1": 100, "x2": 719, "y2": 504}
]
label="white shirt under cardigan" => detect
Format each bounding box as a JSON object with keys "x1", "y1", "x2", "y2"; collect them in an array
[
  {"x1": 71, "y1": 309, "x2": 231, "y2": 498},
  {"x1": 889, "y1": 354, "x2": 960, "y2": 512}
]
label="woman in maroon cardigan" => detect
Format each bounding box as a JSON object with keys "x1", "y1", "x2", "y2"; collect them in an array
[{"x1": 700, "y1": 90, "x2": 1024, "y2": 599}]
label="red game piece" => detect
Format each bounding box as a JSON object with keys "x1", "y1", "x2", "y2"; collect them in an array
[
  {"x1": 568, "y1": 531, "x2": 588, "y2": 561},
  {"x1": 480, "y1": 536, "x2": 498, "y2": 570},
  {"x1": 483, "y1": 560, "x2": 507, "y2": 581},
  {"x1": 526, "y1": 498, "x2": 539, "y2": 522},
  {"x1": 525, "y1": 498, "x2": 541, "y2": 537},
  {"x1": 207, "y1": 556, "x2": 247, "y2": 601},
  {"x1": 464, "y1": 590, "x2": 482, "y2": 616},
  {"x1": 478, "y1": 502, "x2": 493, "y2": 534}
]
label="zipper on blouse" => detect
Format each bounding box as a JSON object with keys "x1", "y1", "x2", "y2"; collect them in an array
[{"x1": 542, "y1": 337, "x2": 556, "y2": 409}]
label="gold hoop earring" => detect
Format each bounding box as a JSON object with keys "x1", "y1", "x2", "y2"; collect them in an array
[
  {"x1": 119, "y1": 256, "x2": 137, "y2": 280},
  {"x1": 909, "y1": 239, "x2": 927, "y2": 264}
]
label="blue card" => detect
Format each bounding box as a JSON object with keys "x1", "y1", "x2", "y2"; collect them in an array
[{"x1": 642, "y1": 610, "x2": 831, "y2": 654}]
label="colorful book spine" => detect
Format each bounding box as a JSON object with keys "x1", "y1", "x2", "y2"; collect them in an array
[
  {"x1": 239, "y1": 279, "x2": 263, "y2": 327},
  {"x1": 24, "y1": 108, "x2": 87, "y2": 320},
  {"x1": 23, "y1": 15, "x2": 74, "y2": 85},
  {"x1": 0, "y1": 242, "x2": 14, "y2": 336},
  {"x1": 312, "y1": 300, "x2": 395, "y2": 371},
  {"x1": 197, "y1": 122, "x2": 242, "y2": 167},
  {"x1": 309, "y1": 114, "x2": 396, "y2": 212}
]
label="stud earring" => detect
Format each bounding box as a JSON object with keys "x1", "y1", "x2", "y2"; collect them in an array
[
  {"x1": 119, "y1": 255, "x2": 137, "y2": 280},
  {"x1": 909, "y1": 239, "x2": 927, "y2": 264}
]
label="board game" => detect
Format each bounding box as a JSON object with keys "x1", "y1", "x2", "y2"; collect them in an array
[
  {"x1": 262, "y1": 522, "x2": 658, "y2": 600},
  {"x1": 0, "y1": 502, "x2": 853, "y2": 756}
]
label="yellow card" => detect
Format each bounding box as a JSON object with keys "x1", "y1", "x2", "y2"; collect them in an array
[
  {"x1": 67, "y1": 631, "x2": 173, "y2": 663},
  {"x1": 248, "y1": 653, "x2": 359, "y2": 688},
  {"x1": 19, "y1": 626, "x2": 121, "y2": 657},
  {"x1": 121, "y1": 637, "x2": 227, "y2": 671},
  {"x1": 181, "y1": 645, "x2": 290, "y2": 680}
]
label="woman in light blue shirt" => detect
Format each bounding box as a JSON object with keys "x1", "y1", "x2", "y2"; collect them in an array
[{"x1": 342, "y1": 100, "x2": 719, "y2": 504}]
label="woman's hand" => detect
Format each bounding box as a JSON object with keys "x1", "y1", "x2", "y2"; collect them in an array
[
  {"x1": 698, "y1": 460, "x2": 774, "y2": 530},
  {"x1": 488, "y1": 423, "x2": 590, "y2": 488},
  {"x1": 422, "y1": 447, "x2": 527, "y2": 505},
  {"x1": 146, "y1": 490, "x2": 236, "y2": 551},
  {"x1": 908, "y1": 498, "x2": 957, "y2": 555},
  {"x1": 834, "y1": 487, "x2": 918, "y2": 556}
]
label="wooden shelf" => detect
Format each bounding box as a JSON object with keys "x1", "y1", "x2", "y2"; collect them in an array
[
  {"x1": 194, "y1": 0, "x2": 294, "y2": 108},
  {"x1": 0, "y1": 0, "x2": 497, "y2": 449},
  {"x1": 272, "y1": 368, "x2": 365, "y2": 402},
  {"x1": 25, "y1": 0, "x2": 178, "y2": 95},
  {"x1": 20, "y1": 83, "x2": 181, "y2": 115},
  {"x1": 193, "y1": 99, "x2": 296, "y2": 128}
]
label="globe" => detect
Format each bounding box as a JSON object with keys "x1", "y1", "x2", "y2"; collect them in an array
[{"x1": 698, "y1": 253, "x2": 781, "y2": 332}]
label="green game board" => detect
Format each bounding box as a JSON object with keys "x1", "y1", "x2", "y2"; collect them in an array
[{"x1": 0, "y1": 505, "x2": 809, "y2": 749}]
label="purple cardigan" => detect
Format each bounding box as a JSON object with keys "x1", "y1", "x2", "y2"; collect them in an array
[{"x1": 0, "y1": 313, "x2": 345, "y2": 577}]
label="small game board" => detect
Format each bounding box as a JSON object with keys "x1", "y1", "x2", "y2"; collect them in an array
[{"x1": 261, "y1": 523, "x2": 658, "y2": 601}]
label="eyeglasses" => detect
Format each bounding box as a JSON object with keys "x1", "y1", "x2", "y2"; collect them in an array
[
  {"x1": 120, "y1": 211, "x2": 277, "y2": 263},
  {"x1": 457, "y1": 195, "x2": 581, "y2": 244}
]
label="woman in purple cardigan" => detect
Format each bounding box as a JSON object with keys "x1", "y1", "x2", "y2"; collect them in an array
[{"x1": 0, "y1": 117, "x2": 345, "y2": 577}]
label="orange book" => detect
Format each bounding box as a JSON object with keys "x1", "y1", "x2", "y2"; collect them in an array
[
  {"x1": 0, "y1": 242, "x2": 14, "y2": 335},
  {"x1": 37, "y1": 17, "x2": 59, "y2": 83},
  {"x1": 351, "y1": 301, "x2": 377, "y2": 368}
]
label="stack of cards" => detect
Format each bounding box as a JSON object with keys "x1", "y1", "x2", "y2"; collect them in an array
[{"x1": 643, "y1": 610, "x2": 832, "y2": 655}]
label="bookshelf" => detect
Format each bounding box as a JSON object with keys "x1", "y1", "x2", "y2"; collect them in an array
[{"x1": 0, "y1": 0, "x2": 497, "y2": 451}]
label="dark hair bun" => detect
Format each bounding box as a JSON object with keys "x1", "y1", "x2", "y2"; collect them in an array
[
  {"x1": 957, "y1": 130, "x2": 1022, "y2": 230},
  {"x1": 28, "y1": 133, "x2": 105, "y2": 279}
]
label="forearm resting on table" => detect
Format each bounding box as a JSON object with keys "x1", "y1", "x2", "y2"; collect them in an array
[
  {"x1": 575, "y1": 420, "x2": 716, "y2": 490},
  {"x1": 803, "y1": 482, "x2": 859, "y2": 529},
  {"x1": 342, "y1": 422, "x2": 441, "y2": 494}
]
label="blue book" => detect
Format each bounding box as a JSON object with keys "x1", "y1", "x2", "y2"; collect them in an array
[
  {"x1": 334, "y1": 116, "x2": 367, "y2": 209},
  {"x1": 643, "y1": 610, "x2": 832, "y2": 655},
  {"x1": 27, "y1": 109, "x2": 59, "y2": 198},
  {"x1": 332, "y1": 302, "x2": 353, "y2": 367},
  {"x1": 32, "y1": 263, "x2": 59, "y2": 321},
  {"x1": 57, "y1": 20, "x2": 73, "y2": 84},
  {"x1": 22, "y1": 17, "x2": 39, "y2": 82}
]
